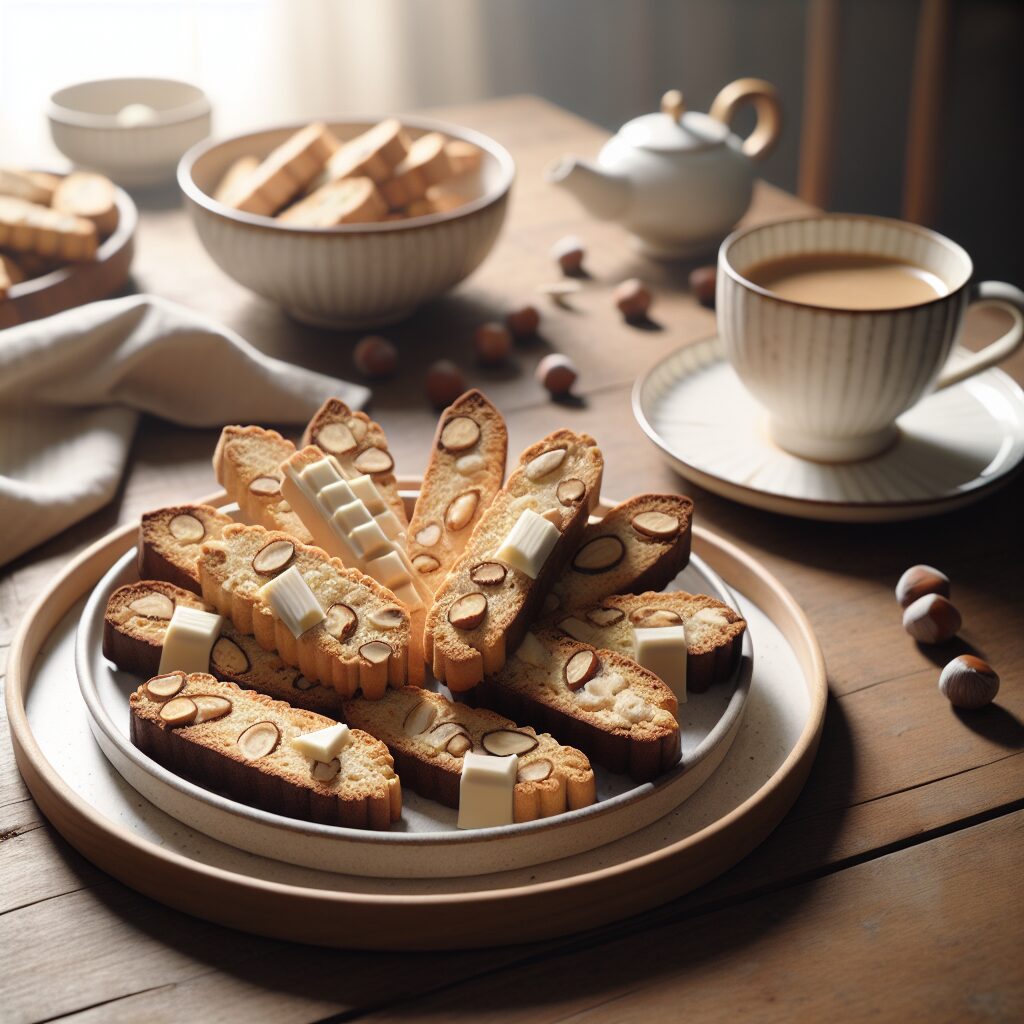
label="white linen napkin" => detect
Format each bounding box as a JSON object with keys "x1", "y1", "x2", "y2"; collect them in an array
[{"x1": 0, "y1": 294, "x2": 369, "y2": 568}]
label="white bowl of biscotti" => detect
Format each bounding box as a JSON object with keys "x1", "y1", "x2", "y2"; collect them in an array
[{"x1": 178, "y1": 116, "x2": 515, "y2": 329}]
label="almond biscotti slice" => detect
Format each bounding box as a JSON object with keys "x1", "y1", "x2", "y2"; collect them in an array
[
  {"x1": 213, "y1": 425, "x2": 312, "y2": 542},
  {"x1": 199, "y1": 523, "x2": 410, "y2": 698},
  {"x1": 406, "y1": 390, "x2": 508, "y2": 592},
  {"x1": 138, "y1": 504, "x2": 234, "y2": 593},
  {"x1": 302, "y1": 398, "x2": 407, "y2": 531},
  {"x1": 425, "y1": 431, "x2": 604, "y2": 691},
  {"x1": 555, "y1": 592, "x2": 746, "y2": 694},
  {"x1": 474, "y1": 629, "x2": 681, "y2": 782},
  {"x1": 546, "y1": 494, "x2": 694, "y2": 616},
  {"x1": 103, "y1": 581, "x2": 348, "y2": 719},
  {"x1": 342, "y1": 688, "x2": 596, "y2": 823},
  {"x1": 130, "y1": 672, "x2": 400, "y2": 829}
]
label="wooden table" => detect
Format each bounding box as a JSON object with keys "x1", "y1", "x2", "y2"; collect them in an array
[{"x1": 2, "y1": 96, "x2": 1021, "y2": 1023}]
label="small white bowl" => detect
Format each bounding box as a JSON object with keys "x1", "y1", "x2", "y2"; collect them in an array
[
  {"x1": 178, "y1": 117, "x2": 515, "y2": 329},
  {"x1": 48, "y1": 77, "x2": 212, "y2": 188}
]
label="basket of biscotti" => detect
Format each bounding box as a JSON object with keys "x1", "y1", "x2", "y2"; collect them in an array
[
  {"x1": 179, "y1": 116, "x2": 516, "y2": 328},
  {"x1": 93, "y1": 389, "x2": 749, "y2": 877}
]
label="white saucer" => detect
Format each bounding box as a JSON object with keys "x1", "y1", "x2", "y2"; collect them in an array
[{"x1": 634, "y1": 335, "x2": 1024, "y2": 523}]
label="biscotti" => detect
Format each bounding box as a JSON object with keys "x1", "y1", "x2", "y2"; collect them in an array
[
  {"x1": 546, "y1": 494, "x2": 693, "y2": 616},
  {"x1": 130, "y1": 672, "x2": 400, "y2": 829},
  {"x1": 301, "y1": 398, "x2": 407, "y2": 531},
  {"x1": 103, "y1": 580, "x2": 348, "y2": 719},
  {"x1": 138, "y1": 504, "x2": 234, "y2": 593},
  {"x1": 309, "y1": 118, "x2": 409, "y2": 190},
  {"x1": 425, "y1": 430, "x2": 604, "y2": 691},
  {"x1": 277, "y1": 176, "x2": 387, "y2": 227},
  {"x1": 51, "y1": 171, "x2": 119, "y2": 237},
  {"x1": 555, "y1": 592, "x2": 746, "y2": 694},
  {"x1": 199, "y1": 523, "x2": 410, "y2": 697},
  {"x1": 474, "y1": 629, "x2": 680, "y2": 782},
  {"x1": 213, "y1": 425, "x2": 312, "y2": 542},
  {"x1": 342, "y1": 688, "x2": 596, "y2": 823},
  {"x1": 406, "y1": 389, "x2": 508, "y2": 592},
  {"x1": 0, "y1": 195, "x2": 97, "y2": 261},
  {"x1": 380, "y1": 133, "x2": 452, "y2": 209}
]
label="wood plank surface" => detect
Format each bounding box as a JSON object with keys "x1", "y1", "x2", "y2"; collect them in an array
[{"x1": 1, "y1": 94, "x2": 1021, "y2": 1023}]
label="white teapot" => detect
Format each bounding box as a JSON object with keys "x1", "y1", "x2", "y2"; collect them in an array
[{"x1": 548, "y1": 80, "x2": 781, "y2": 259}]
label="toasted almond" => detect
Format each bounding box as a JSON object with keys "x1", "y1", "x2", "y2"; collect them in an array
[
  {"x1": 324, "y1": 603, "x2": 357, "y2": 640},
  {"x1": 311, "y1": 758, "x2": 341, "y2": 782},
  {"x1": 565, "y1": 649, "x2": 600, "y2": 690},
  {"x1": 689, "y1": 607, "x2": 731, "y2": 627},
  {"x1": 159, "y1": 696, "x2": 198, "y2": 726},
  {"x1": 210, "y1": 636, "x2": 250, "y2": 675},
  {"x1": 293, "y1": 675, "x2": 318, "y2": 691},
  {"x1": 557, "y1": 479, "x2": 586, "y2": 505},
  {"x1": 526, "y1": 447, "x2": 567, "y2": 481},
  {"x1": 192, "y1": 695, "x2": 233, "y2": 724},
  {"x1": 586, "y1": 607, "x2": 625, "y2": 627},
  {"x1": 403, "y1": 698, "x2": 438, "y2": 735},
  {"x1": 252, "y1": 539, "x2": 294, "y2": 574},
  {"x1": 237, "y1": 721, "x2": 280, "y2": 759},
  {"x1": 415, "y1": 523, "x2": 442, "y2": 547},
  {"x1": 316, "y1": 421, "x2": 357, "y2": 455},
  {"x1": 168, "y1": 513, "x2": 205, "y2": 543},
  {"x1": 572, "y1": 535, "x2": 625, "y2": 573},
  {"x1": 631, "y1": 510, "x2": 680, "y2": 540},
  {"x1": 346, "y1": 416, "x2": 368, "y2": 442},
  {"x1": 413, "y1": 554, "x2": 441, "y2": 574},
  {"x1": 369, "y1": 606, "x2": 405, "y2": 630},
  {"x1": 144, "y1": 673, "x2": 184, "y2": 701},
  {"x1": 447, "y1": 733, "x2": 472, "y2": 757},
  {"x1": 518, "y1": 758, "x2": 553, "y2": 782},
  {"x1": 541, "y1": 508, "x2": 563, "y2": 528},
  {"x1": 469, "y1": 561, "x2": 507, "y2": 585},
  {"x1": 428, "y1": 722, "x2": 472, "y2": 755},
  {"x1": 359, "y1": 639, "x2": 392, "y2": 664},
  {"x1": 353, "y1": 446, "x2": 394, "y2": 474},
  {"x1": 440, "y1": 415, "x2": 481, "y2": 453},
  {"x1": 445, "y1": 490, "x2": 479, "y2": 531},
  {"x1": 630, "y1": 608, "x2": 683, "y2": 628},
  {"x1": 129, "y1": 592, "x2": 174, "y2": 619},
  {"x1": 482, "y1": 729, "x2": 539, "y2": 756},
  {"x1": 249, "y1": 475, "x2": 282, "y2": 496},
  {"x1": 448, "y1": 592, "x2": 488, "y2": 630}
]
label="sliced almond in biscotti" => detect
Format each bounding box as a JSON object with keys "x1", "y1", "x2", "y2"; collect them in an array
[
  {"x1": 51, "y1": 171, "x2": 119, "y2": 237},
  {"x1": 473, "y1": 628, "x2": 680, "y2": 782},
  {"x1": 0, "y1": 195, "x2": 97, "y2": 261},
  {"x1": 278, "y1": 176, "x2": 387, "y2": 227},
  {"x1": 130, "y1": 672, "x2": 400, "y2": 828},
  {"x1": 380, "y1": 133, "x2": 453, "y2": 209},
  {"x1": 103, "y1": 580, "x2": 349, "y2": 719},
  {"x1": 199, "y1": 522, "x2": 410, "y2": 698},
  {"x1": 555, "y1": 591, "x2": 746, "y2": 694},
  {"x1": 229, "y1": 122, "x2": 339, "y2": 217},
  {"x1": 137, "y1": 504, "x2": 234, "y2": 594},
  {"x1": 342, "y1": 688, "x2": 596, "y2": 822},
  {"x1": 213, "y1": 155, "x2": 260, "y2": 205},
  {"x1": 213, "y1": 425, "x2": 312, "y2": 543},
  {"x1": 425, "y1": 430, "x2": 604, "y2": 691},
  {"x1": 308, "y1": 118, "x2": 409, "y2": 191},
  {"x1": 545, "y1": 494, "x2": 694, "y2": 616},
  {"x1": 407, "y1": 390, "x2": 508, "y2": 594},
  {"x1": 302, "y1": 398, "x2": 407, "y2": 531}
]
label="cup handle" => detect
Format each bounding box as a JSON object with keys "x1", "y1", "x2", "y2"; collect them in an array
[
  {"x1": 935, "y1": 281, "x2": 1024, "y2": 391},
  {"x1": 708, "y1": 78, "x2": 782, "y2": 161}
]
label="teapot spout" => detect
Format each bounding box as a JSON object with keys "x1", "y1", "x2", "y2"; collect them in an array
[{"x1": 547, "y1": 157, "x2": 629, "y2": 221}]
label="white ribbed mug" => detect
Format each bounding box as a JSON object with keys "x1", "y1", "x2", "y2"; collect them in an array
[{"x1": 716, "y1": 214, "x2": 1024, "y2": 462}]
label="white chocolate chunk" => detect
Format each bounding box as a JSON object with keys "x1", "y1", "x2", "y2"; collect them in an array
[
  {"x1": 632, "y1": 625, "x2": 688, "y2": 704},
  {"x1": 457, "y1": 751, "x2": 518, "y2": 829},
  {"x1": 349, "y1": 475, "x2": 386, "y2": 515},
  {"x1": 366, "y1": 550, "x2": 412, "y2": 591},
  {"x1": 374, "y1": 509, "x2": 404, "y2": 541},
  {"x1": 301, "y1": 458, "x2": 341, "y2": 493},
  {"x1": 318, "y1": 479, "x2": 356, "y2": 514},
  {"x1": 350, "y1": 520, "x2": 391, "y2": 560},
  {"x1": 158, "y1": 606, "x2": 225, "y2": 675},
  {"x1": 516, "y1": 632, "x2": 550, "y2": 668},
  {"x1": 258, "y1": 564, "x2": 325, "y2": 637},
  {"x1": 290, "y1": 722, "x2": 351, "y2": 762},
  {"x1": 455, "y1": 453, "x2": 486, "y2": 476},
  {"x1": 495, "y1": 509, "x2": 560, "y2": 580},
  {"x1": 333, "y1": 499, "x2": 373, "y2": 533}
]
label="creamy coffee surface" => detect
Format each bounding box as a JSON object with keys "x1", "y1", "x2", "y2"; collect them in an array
[{"x1": 744, "y1": 253, "x2": 947, "y2": 310}]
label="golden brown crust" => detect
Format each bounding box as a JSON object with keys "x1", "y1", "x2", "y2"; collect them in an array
[
  {"x1": 130, "y1": 672, "x2": 400, "y2": 829},
  {"x1": 137, "y1": 504, "x2": 234, "y2": 594}
]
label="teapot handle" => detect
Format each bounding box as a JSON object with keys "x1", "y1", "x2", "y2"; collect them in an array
[{"x1": 708, "y1": 78, "x2": 782, "y2": 161}]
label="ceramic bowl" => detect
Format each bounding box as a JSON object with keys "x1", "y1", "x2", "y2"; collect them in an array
[
  {"x1": 47, "y1": 77, "x2": 212, "y2": 188},
  {"x1": 178, "y1": 117, "x2": 515, "y2": 329}
]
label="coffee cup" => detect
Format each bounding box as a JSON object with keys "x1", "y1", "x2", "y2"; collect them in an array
[{"x1": 716, "y1": 214, "x2": 1024, "y2": 462}]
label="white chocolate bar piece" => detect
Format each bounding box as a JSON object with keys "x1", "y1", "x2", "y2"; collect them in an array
[
  {"x1": 158, "y1": 606, "x2": 225, "y2": 675},
  {"x1": 495, "y1": 509, "x2": 560, "y2": 580},
  {"x1": 632, "y1": 625, "x2": 688, "y2": 704},
  {"x1": 457, "y1": 751, "x2": 517, "y2": 829},
  {"x1": 291, "y1": 722, "x2": 351, "y2": 762},
  {"x1": 258, "y1": 565, "x2": 325, "y2": 638}
]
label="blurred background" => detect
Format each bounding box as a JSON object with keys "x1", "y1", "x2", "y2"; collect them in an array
[{"x1": 1, "y1": 0, "x2": 1021, "y2": 278}]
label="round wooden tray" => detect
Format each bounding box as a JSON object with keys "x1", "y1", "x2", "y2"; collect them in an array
[
  {"x1": 6, "y1": 495, "x2": 826, "y2": 950},
  {"x1": 0, "y1": 184, "x2": 136, "y2": 330}
]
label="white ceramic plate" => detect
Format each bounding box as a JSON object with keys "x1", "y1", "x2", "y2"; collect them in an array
[
  {"x1": 74, "y1": 497, "x2": 751, "y2": 880},
  {"x1": 634, "y1": 335, "x2": 1024, "y2": 522}
]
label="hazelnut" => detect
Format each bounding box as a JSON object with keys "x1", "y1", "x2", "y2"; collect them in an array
[
  {"x1": 536, "y1": 353, "x2": 578, "y2": 397},
  {"x1": 353, "y1": 335, "x2": 398, "y2": 378},
  {"x1": 506, "y1": 304, "x2": 540, "y2": 339},
  {"x1": 895, "y1": 564, "x2": 951, "y2": 608},
  {"x1": 689, "y1": 265, "x2": 717, "y2": 308},
  {"x1": 939, "y1": 655, "x2": 999, "y2": 709},
  {"x1": 614, "y1": 278, "x2": 653, "y2": 321},
  {"x1": 424, "y1": 360, "x2": 466, "y2": 408},
  {"x1": 473, "y1": 322, "x2": 512, "y2": 365},
  {"x1": 902, "y1": 593, "x2": 961, "y2": 644},
  {"x1": 551, "y1": 235, "x2": 585, "y2": 275}
]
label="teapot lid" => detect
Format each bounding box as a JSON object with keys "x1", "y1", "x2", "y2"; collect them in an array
[{"x1": 618, "y1": 90, "x2": 729, "y2": 153}]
